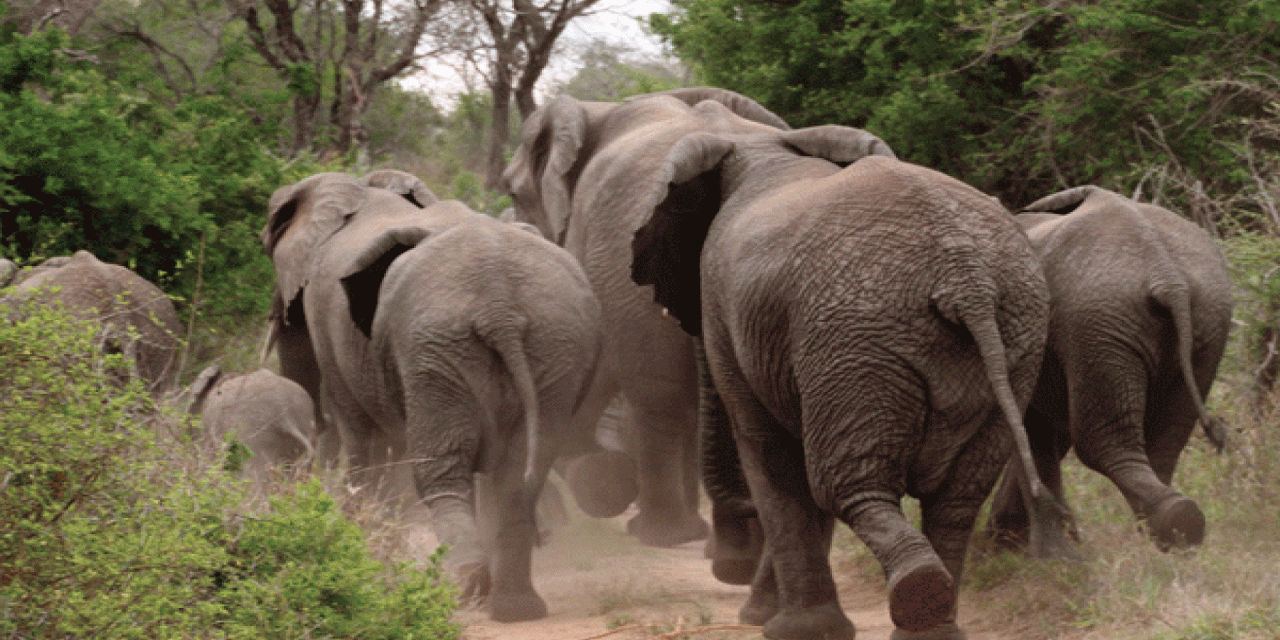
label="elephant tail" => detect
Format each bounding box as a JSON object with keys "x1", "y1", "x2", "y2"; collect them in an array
[
  {"x1": 961, "y1": 303, "x2": 1051, "y2": 505},
  {"x1": 1135, "y1": 205, "x2": 1228, "y2": 453},
  {"x1": 475, "y1": 314, "x2": 542, "y2": 492},
  {"x1": 1151, "y1": 280, "x2": 1227, "y2": 453}
]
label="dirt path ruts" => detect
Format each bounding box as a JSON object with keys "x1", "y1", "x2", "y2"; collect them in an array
[{"x1": 404, "y1": 507, "x2": 1016, "y2": 640}]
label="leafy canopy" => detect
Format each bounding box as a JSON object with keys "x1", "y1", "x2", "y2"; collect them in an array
[
  {"x1": 1, "y1": 15, "x2": 283, "y2": 324},
  {"x1": 652, "y1": 0, "x2": 1280, "y2": 212}
]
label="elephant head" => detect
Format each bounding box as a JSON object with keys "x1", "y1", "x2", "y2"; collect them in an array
[
  {"x1": 631, "y1": 125, "x2": 896, "y2": 336},
  {"x1": 501, "y1": 88, "x2": 792, "y2": 245},
  {"x1": 262, "y1": 172, "x2": 367, "y2": 323},
  {"x1": 187, "y1": 363, "x2": 225, "y2": 416}
]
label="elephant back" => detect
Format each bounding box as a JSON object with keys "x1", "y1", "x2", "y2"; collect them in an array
[
  {"x1": 13, "y1": 251, "x2": 182, "y2": 393},
  {"x1": 200, "y1": 368, "x2": 315, "y2": 467}
]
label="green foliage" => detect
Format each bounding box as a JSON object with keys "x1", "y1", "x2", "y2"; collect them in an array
[
  {"x1": 0, "y1": 23, "x2": 287, "y2": 327},
  {"x1": 652, "y1": 0, "x2": 1280, "y2": 210},
  {"x1": 374, "y1": 89, "x2": 514, "y2": 216},
  {"x1": 1220, "y1": 232, "x2": 1280, "y2": 393},
  {"x1": 0, "y1": 297, "x2": 232, "y2": 639},
  {"x1": 217, "y1": 479, "x2": 460, "y2": 640},
  {"x1": 0, "y1": 300, "x2": 460, "y2": 639},
  {"x1": 557, "y1": 40, "x2": 687, "y2": 102}
]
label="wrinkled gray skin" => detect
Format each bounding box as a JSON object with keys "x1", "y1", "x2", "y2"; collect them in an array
[
  {"x1": 262, "y1": 169, "x2": 619, "y2": 622},
  {"x1": 0, "y1": 258, "x2": 17, "y2": 285},
  {"x1": 987, "y1": 186, "x2": 1233, "y2": 554},
  {"x1": 628, "y1": 119, "x2": 1060, "y2": 640},
  {"x1": 502, "y1": 87, "x2": 793, "y2": 547},
  {"x1": 188, "y1": 366, "x2": 315, "y2": 480},
  {"x1": 2, "y1": 251, "x2": 182, "y2": 394}
]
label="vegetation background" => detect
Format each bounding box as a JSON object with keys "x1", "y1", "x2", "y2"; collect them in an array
[{"x1": 2, "y1": 0, "x2": 1279, "y2": 638}]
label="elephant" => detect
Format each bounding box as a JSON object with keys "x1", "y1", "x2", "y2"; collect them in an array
[
  {"x1": 262, "y1": 169, "x2": 630, "y2": 622},
  {"x1": 1, "y1": 255, "x2": 74, "y2": 289},
  {"x1": 501, "y1": 87, "x2": 794, "y2": 547},
  {"x1": 1, "y1": 250, "x2": 182, "y2": 395},
  {"x1": 627, "y1": 118, "x2": 1068, "y2": 640},
  {"x1": 1, "y1": 258, "x2": 17, "y2": 285},
  {"x1": 986, "y1": 186, "x2": 1234, "y2": 554},
  {"x1": 187, "y1": 365, "x2": 315, "y2": 480}
]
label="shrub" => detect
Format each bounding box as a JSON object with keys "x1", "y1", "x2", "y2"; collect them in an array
[{"x1": 0, "y1": 298, "x2": 460, "y2": 639}]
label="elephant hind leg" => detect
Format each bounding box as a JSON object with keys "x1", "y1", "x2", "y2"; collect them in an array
[
  {"x1": 486, "y1": 457, "x2": 547, "y2": 622},
  {"x1": 808, "y1": 369, "x2": 955, "y2": 636},
  {"x1": 1069, "y1": 354, "x2": 1197, "y2": 549},
  {"x1": 1140, "y1": 379, "x2": 1206, "y2": 550},
  {"x1": 730, "y1": 390, "x2": 854, "y2": 640},
  {"x1": 403, "y1": 379, "x2": 488, "y2": 604}
]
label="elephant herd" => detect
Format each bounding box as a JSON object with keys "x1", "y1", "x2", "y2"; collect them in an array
[{"x1": 0, "y1": 87, "x2": 1234, "y2": 640}]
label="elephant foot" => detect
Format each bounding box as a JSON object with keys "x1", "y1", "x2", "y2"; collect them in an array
[
  {"x1": 887, "y1": 557, "x2": 955, "y2": 634},
  {"x1": 985, "y1": 524, "x2": 1028, "y2": 553},
  {"x1": 450, "y1": 560, "x2": 491, "y2": 606},
  {"x1": 627, "y1": 510, "x2": 709, "y2": 547},
  {"x1": 1025, "y1": 494, "x2": 1083, "y2": 562},
  {"x1": 1148, "y1": 494, "x2": 1204, "y2": 551},
  {"x1": 761, "y1": 602, "x2": 855, "y2": 640},
  {"x1": 565, "y1": 450, "x2": 638, "y2": 518},
  {"x1": 739, "y1": 589, "x2": 779, "y2": 626},
  {"x1": 489, "y1": 589, "x2": 548, "y2": 622},
  {"x1": 890, "y1": 622, "x2": 967, "y2": 640},
  {"x1": 711, "y1": 517, "x2": 765, "y2": 585}
]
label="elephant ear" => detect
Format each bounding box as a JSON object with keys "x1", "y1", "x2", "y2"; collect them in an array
[
  {"x1": 781, "y1": 125, "x2": 896, "y2": 165},
  {"x1": 655, "y1": 87, "x2": 791, "y2": 131},
  {"x1": 502, "y1": 94, "x2": 587, "y2": 245},
  {"x1": 339, "y1": 226, "x2": 432, "y2": 338},
  {"x1": 631, "y1": 132, "x2": 736, "y2": 337},
  {"x1": 262, "y1": 173, "x2": 367, "y2": 319},
  {"x1": 1021, "y1": 185, "x2": 1110, "y2": 214},
  {"x1": 362, "y1": 169, "x2": 438, "y2": 208},
  {"x1": 188, "y1": 364, "x2": 223, "y2": 415}
]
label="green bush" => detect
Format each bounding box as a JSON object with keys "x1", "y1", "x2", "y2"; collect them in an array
[
  {"x1": 0, "y1": 299, "x2": 460, "y2": 639},
  {"x1": 0, "y1": 20, "x2": 285, "y2": 327}
]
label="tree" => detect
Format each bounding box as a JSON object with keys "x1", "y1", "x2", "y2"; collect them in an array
[
  {"x1": 2, "y1": 0, "x2": 103, "y2": 36},
  {"x1": 222, "y1": 0, "x2": 446, "y2": 156},
  {"x1": 554, "y1": 38, "x2": 687, "y2": 101},
  {"x1": 651, "y1": 0, "x2": 1280, "y2": 211},
  {"x1": 459, "y1": 0, "x2": 604, "y2": 188},
  {"x1": 1, "y1": 22, "x2": 286, "y2": 325}
]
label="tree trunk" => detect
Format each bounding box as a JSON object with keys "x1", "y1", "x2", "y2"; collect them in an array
[
  {"x1": 486, "y1": 78, "x2": 513, "y2": 191},
  {"x1": 4, "y1": 0, "x2": 104, "y2": 35},
  {"x1": 291, "y1": 91, "x2": 322, "y2": 157}
]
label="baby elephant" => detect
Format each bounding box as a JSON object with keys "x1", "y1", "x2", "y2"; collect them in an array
[
  {"x1": 188, "y1": 366, "x2": 315, "y2": 479},
  {"x1": 987, "y1": 186, "x2": 1233, "y2": 553}
]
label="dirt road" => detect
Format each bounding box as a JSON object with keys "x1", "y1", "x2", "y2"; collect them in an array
[{"x1": 409, "y1": 506, "x2": 1015, "y2": 640}]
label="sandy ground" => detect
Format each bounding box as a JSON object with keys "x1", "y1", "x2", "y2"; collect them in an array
[{"x1": 405, "y1": 500, "x2": 1016, "y2": 640}]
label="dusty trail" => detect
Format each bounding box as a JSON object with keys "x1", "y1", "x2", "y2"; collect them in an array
[{"x1": 407, "y1": 504, "x2": 1015, "y2": 640}]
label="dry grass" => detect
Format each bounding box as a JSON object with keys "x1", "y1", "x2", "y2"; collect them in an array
[{"x1": 949, "y1": 382, "x2": 1280, "y2": 640}]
